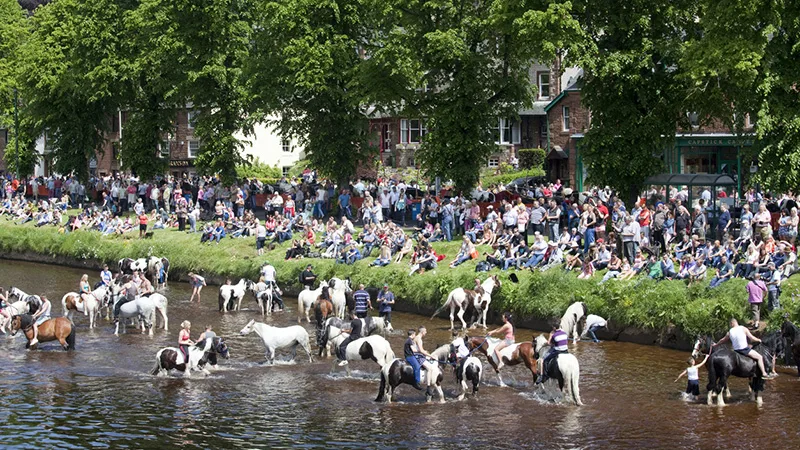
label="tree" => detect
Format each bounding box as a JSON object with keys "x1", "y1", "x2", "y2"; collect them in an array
[
  {"x1": 569, "y1": 0, "x2": 704, "y2": 203},
  {"x1": 249, "y1": 0, "x2": 379, "y2": 186},
  {"x1": 369, "y1": 0, "x2": 584, "y2": 191},
  {"x1": 18, "y1": 0, "x2": 125, "y2": 181}
]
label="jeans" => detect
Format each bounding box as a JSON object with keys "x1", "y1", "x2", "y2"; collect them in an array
[
  {"x1": 768, "y1": 288, "x2": 780, "y2": 311},
  {"x1": 548, "y1": 222, "x2": 560, "y2": 242},
  {"x1": 503, "y1": 258, "x2": 517, "y2": 270},
  {"x1": 442, "y1": 218, "x2": 453, "y2": 241},
  {"x1": 600, "y1": 270, "x2": 620, "y2": 283},
  {"x1": 406, "y1": 356, "x2": 422, "y2": 384},
  {"x1": 523, "y1": 254, "x2": 545, "y2": 269},
  {"x1": 709, "y1": 276, "x2": 729, "y2": 288},
  {"x1": 188, "y1": 215, "x2": 196, "y2": 232},
  {"x1": 380, "y1": 310, "x2": 392, "y2": 324},
  {"x1": 452, "y1": 253, "x2": 471, "y2": 267},
  {"x1": 362, "y1": 243, "x2": 375, "y2": 257},
  {"x1": 371, "y1": 258, "x2": 390, "y2": 267},
  {"x1": 313, "y1": 201, "x2": 325, "y2": 218},
  {"x1": 584, "y1": 228, "x2": 596, "y2": 253},
  {"x1": 587, "y1": 325, "x2": 603, "y2": 342}
]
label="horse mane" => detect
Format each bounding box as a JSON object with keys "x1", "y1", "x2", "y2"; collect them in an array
[{"x1": 16, "y1": 314, "x2": 34, "y2": 330}]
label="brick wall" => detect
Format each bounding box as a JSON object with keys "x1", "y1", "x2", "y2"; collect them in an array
[{"x1": 547, "y1": 91, "x2": 589, "y2": 187}]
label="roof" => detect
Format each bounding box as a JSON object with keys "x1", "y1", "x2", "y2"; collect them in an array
[
  {"x1": 547, "y1": 146, "x2": 568, "y2": 159},
  {"x1": 643, "y1": 173, "x2": 736, "y2": 186},
  {"x1": 518, "y1": 101, "x2": 548, "y2": 116}
]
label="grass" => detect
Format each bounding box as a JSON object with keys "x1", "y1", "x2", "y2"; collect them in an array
[{"x1": 1, "y1": 214, "x2": 798, "y2": 337}]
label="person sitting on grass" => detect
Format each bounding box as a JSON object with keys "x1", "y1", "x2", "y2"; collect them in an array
[
  {"x1": 449, "y1": 236, "x2": 478, "y2": 268},
  {"x1": 370, "y1": 241, "x2": 392, "y2": 267},
  {"x1": 709, "y1": 255, "x2": 734, "y2": 288},
  {"x1": 688, "y1": 255, "x2": 708, "y2": 286}
]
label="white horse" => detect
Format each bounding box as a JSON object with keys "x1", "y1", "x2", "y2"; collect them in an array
[
  {"x1": 430, "y1": 343, "x2": 483, "y2": 400},
  {"x1": 1, "y1": 300, "x2": 28, "y2": 333},
  {"x1": 3, "y1": 288, "x2": 42, "y2": 332},
  {"x1": 329, "y1": 277, "x2": 352, "y2": 319},
  {"x1": 534, "y1": 334, "x2": 582, "y2": 406},
  {"x1": 151, "y1": 337, "x2": 228, "y2": 377},
  {"x1": 432, "y1": 276, "x2": 500, "y2": 330},
  {"x1": 218, "y1": 279, "x2": 255, "y2": 312},
  {"x1": 472, "y1": 275, "x2": 501, "y2": 328},
  {"x1": 112, "y1": 291, "x2": 169, "y2": 335},
  {"x1": 61, "y1": 288, "x2": 103, "y2": 329},
  {"x1": 318, "y1": 316, "x2": 393, "y2": 357},
  {"x1": 321, "y1": 325, "x2": 395, "y2": 377},
  {"x1": 297, "y1": 280, "x2": 328, "y2": 323},
  {"x1": 560, "y1": 301, "x2": 588, "y2": 342},
  {"x1": 239, "y1": 319, "x2": 313, "y2": 364}
]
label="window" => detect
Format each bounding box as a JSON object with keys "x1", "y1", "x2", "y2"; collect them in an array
[
  {"x1": 188, "y1": 140, "x2": 201, "y2": 158},
  {"x1": 538, "y1": 72, "x2": 550, "y2": 100},
  {"x1": 281, "y1": 139, "x2": 291, "y2": 153},
  {"x1": 746, "y1": 113, "x2": 757, "y2": 129},
  {"x1": 496, "y1": 119, "x2": 520, "y2": 144},
  {"x1": 381, "y1": 124, "x2": 391, "y2": 153},
  {"x1": 539, "y1": 121, "x2": 548, "y2": 143},
  {"x1": 562, "y1": 107, "x2": 570, "y2": 131},
  {"x1": 282, "y1": 166, "x2": 291, "y2": 176},
  {"x1": 488, "y1": 157, "x2": 500, "y2": 168},
  {"x1": 187, "y1": 111, "x2": 199, "y2": 129},
  {"x1": 112, "y1": 141, "x2": 120, "y2": 160},
  {"x1": 159, "y1": 141, "x2": 170, "y2": 158},
  {"x1": 400, "y1": 119, "x2": 426, "y2": 143}
]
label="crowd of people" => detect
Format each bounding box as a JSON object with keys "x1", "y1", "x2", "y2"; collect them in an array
[{"x1": 3, "y1": 171, "x2": 799, "y2": 327}]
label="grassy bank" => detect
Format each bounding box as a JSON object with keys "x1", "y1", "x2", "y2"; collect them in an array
[{"x1": 1, "y1": 219, "x2": 798, "y2": 337}]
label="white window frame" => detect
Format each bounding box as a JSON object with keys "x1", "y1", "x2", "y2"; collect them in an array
[
  {"x1": 282, "y1": 166, "x2": 291, "y2": 176},
  {"x1": 562, "y1": 107, "x2": 570, "y2": 131},
  {"x1": 488, "y1": 157, "x2": 500, "y2": 168},
  {"x1": 496, "y1": 119, "x2": 521, "y2": 144},
  {"x1": 188, "y1": 140, "x2": 201, "y2": 158},
  {"x1": 281, "y1": 139, "x2": 292, "y2": 153},
  {"x1": 538, "y1": 72, "x2": 551, "y2": 100},
  {"x1": 159, "y1": 140, "x2": 170, "y2": 158},
  {"x1": 187, "y1": 111, "x2": 199, "y2": 129},
  {"x1": 400, "y1": 118, "x2": 426, "y2": 144}
]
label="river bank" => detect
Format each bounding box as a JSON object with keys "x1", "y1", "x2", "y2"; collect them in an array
[{"x1": 2, "y1": 221, "x2": 798, "y2": 348}]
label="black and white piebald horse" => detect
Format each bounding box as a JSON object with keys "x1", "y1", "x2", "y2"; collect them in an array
[
  {"x1": 145, "y1": 256, "x2": 170, "y2": 289},
  {"x1": 218, "y1": 279, "x2": 255, "y2": 312},
  {"x1": 692, "y1": 332, "x2": 783, "y2": 406},
  {"x1": 781, "y1": 320, "x2": 800, "y2": 376},
  {"x1": 151, "y1": 337, "x2": 229, "y2": 377},
  {"x1": 533, "y1": 334, "x2": 583, "y2": 406},
  {"x1": 7, "y1": 287, "x2": 42, "y2": 316},
  {"x1": 376, "y1": 344, "x2": 450, "y2": 403},
  {"x1": 119, "y1": 258, "x2": 148, "y2": 275},
  {"x1": 319, "y1": 325, "x2": 395, "y2": 376}
]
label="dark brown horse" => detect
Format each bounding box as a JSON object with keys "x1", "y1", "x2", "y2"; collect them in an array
[
  {"x1": 314, "y1": 287, "x2": 335, "y2": 329},
  {"x1": 466, "y1": 335, "x2": 537, "y2": 386},
  {"x1": 10, "y1": 315, "x2": 76, "y2": 350}
]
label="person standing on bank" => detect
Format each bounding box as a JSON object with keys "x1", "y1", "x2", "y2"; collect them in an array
[
  {"x1": 352, "y1": 284, "x2": 371, "y2": 318},
  {"x1": 299, "y1": 264, "x2": 317, "y2": 290},
  {"x1": 377, "y1": 283, "x2": 395, "y2": 326},
  {"x1": 746, "y1": 273, "x2": 767, "y2": 329}
]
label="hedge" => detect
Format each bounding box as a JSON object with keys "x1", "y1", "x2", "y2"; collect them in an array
[
  {"x1": 1, "y1": 219, "x2": 797, "y2": 337},
  {"x1": 518, "y1": 148, "x2": 546, "y2": 170},
  {"x1": 482, "y1": 168, "x2": 546, "y2": 187}
]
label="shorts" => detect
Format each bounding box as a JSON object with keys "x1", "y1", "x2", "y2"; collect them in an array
[
  {"x1": 256, "y1": 237, "x2": 266, "y2": 250},
  {"x1": 139, "y1": 224, "x2": 147, "y2": 232},
  {"x1": 734, "y1": 347, "x2": 752, "y2": 356},
  {"x1": 503, "y1": 338, "x2": 514, "y2": 346},
  {"x1": 686, "y1": 380, "x2": 700, "y2": 395},
  {"x1": 35, "y1": 315, "x2": 51, "y2": 326}
]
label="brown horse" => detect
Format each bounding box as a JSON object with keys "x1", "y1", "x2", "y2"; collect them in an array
[
  {"x1": 10, "y1": 315, "x2": 76, "y2": 350},
  {"x1": 314, "y1": 297, "x2": 335, "y2": 329},
  {"x1": 467, "y1": 336, "x2": 537, "y2": 386}
]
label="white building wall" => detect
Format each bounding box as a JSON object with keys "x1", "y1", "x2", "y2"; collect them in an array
[
  {"x1": 33, "y1": 135, "x2": 47, "y2": 177},
  {"x1": 237, "y1": 119, "x2": 304, "y2": 175}
]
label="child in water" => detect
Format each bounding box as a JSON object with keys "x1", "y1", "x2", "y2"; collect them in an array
[{"x1": 674, "y1": 354, "x2": 710, "y2": 399}]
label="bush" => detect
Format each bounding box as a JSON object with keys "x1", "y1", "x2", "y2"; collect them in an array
[
  {"x1": 2, "y1": 220, "x2": 796, "y2": 338},
  {"x1": 518, "y1": 148, "x2": 546, "y2": 170},
  {"x1": 236, "y1": 158, "x2": 282, "y2": 183},
  {"x1": 482, "y1": 168, "x2": 546, "y2": 187}
]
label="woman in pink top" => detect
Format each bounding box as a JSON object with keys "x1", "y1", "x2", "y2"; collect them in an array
[
  {"x1": 178, "y1": 320, "x2": 195, "y2": 362},
  {"x1": 488, "y1": 312, "x2": 515, "y2": 369}
]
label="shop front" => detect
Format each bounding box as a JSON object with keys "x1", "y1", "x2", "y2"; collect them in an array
[{"x1": 664, "y1": 135, "x2": 753, "y2": 197}]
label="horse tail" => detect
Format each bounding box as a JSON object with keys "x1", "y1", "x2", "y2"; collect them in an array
[
  {"x1": 65, "y1": 323, "x2": 76, "y2": 351},
  {"x1": 151, "y1": 351, "x2": 162, "y2": 376},
  {"x1": 314, "y1": 302, "x2": 324, "y2": 329},
  {"x1": 431, "y1": 292, "x2": 453, "y2": 320},
  {"x1": 566, "y1": 359, "x2": 582, "y2": 406}
]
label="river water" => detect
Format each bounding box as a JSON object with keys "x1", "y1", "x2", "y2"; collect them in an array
[{"x1": 1, "y1": 260, "x2": 799, "y2": 449}]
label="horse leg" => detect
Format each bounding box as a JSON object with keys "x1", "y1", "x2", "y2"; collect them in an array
[
  {"x1": 726, "y1": 386, "x2": 733, "y2": 399},
  {"x1": 437, "y1": 384, "x2": 445, "y2": 404},
  {"x1": 297, "y1": 298, "x2": 303, "y2": 323},
  {"x1": 716, "y1": 378, "x2": 727, "y2": 406},
  {"x1": 291, "y1": 344, "x2": 298, "y2": 361},
  {"x1": 756, "y1": 392, "x2": 763, "y2": 406},
  {"x1": 345, "y1": 364, "x2": 352, "y2": 377},
  {"x1": 457, "y1": 308, "x2": 467, "y2": 330},
  {"x1": 458, "y1": 380, "x2": 467, "y2": 401},
  {"x1": 496, "y1": 371, "x2": 506, "y2": 387},
  {"x1": 707, "y1": 389, "x2": 714, "y2": 406},
  {"x1": 449, "y1": 304, "x2": 455, "y2": 331}
]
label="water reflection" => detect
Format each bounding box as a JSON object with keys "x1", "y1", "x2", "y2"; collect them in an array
[{"x1": 2, "y1": 260, "x2": 800, "y2": 448}]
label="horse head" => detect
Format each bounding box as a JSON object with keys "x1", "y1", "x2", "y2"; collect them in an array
[
  {"x1": 8, "y1": 287, "x2": 21, "y2": 301},
  {"x1": 214, "y1": 337, "x2": 230, "y2": 359},
  {"x1": 10, "y1": 314, "x2": 33, "y2": 336},
  {"x1": 760, "y1": 331, "x2": 785, "y2": 361},
  {"x1": 240, "y1": 319, "x2": 256, "y2": 335},
  {"x1": 533, "y1": 334, "x2": 549, "y2": 358},
  {"x1": 781, "y1": 319, "x2": 798, "y2": 342},
  {"x1": 691, "y1": 335, "x2": 714, "y2": 360}
]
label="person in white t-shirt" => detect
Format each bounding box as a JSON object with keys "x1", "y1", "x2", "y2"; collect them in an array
[
  {"x1": 712, "y1": 318, "x2": 772, "y2": 379},
  {"x1": 675, "y1": 354, "x2": 710, "y2": 399},
  {"x1": 581, "y1": 314, "x2": 608, "y2": 342}
]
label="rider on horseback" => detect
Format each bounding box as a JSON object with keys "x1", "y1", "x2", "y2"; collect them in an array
[
  {"x1": 79, "y1": 274, "x2": 92, "y2": 304},
  {"x1": 536, "y1": 326, "x2": 569, "y2": 385},
  {"x1": 29, "y1": 294, "x2": 51, "y2": 347},
  {"x1": 403, "y1": 329, "x2": 425, "y2": 390},
  {"x1": 99, "y1": 264, "x2": 113, "y2": 287},
  {"x1": 179, "y1": 321, "x2": 195, "y2": 363},
  {"x1": 337, "y1": 312, "x2": 363, "y2": 366},
  {"x1": 488, "y1": 312, "x2": 515, "y2": 369},
  {"x1": 114, "y1": 276, "x2": 137, "y2": 324},
  {"x1": 712, "y1": 318, "x2": 774, "y2": 379}
]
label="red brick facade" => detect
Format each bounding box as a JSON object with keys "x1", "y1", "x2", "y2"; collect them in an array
[{"x1": 546, "y1": 90, "x2": 590, "y2": 187}]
